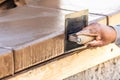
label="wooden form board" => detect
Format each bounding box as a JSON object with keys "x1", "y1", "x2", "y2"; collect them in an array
[
  {"x1": 107, "y1": 11, "x2": 120, "y2": 26},
  {"x1": 0, "y1": 6, "x2": 106, "y2": 77},
  {"x1": 0, "y1": 48, "x2": 13, "y2": 79},
  {"x1": 6, "y1": 44, "x2": 120, "y2": 80}
]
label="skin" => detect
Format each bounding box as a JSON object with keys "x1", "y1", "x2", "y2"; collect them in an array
[
  {"x1": 76, "y1": 23, "x2": 117, "y2": 47},
  {"x1": 14, "y1": 0, "x2": 26, "y2": 7}
]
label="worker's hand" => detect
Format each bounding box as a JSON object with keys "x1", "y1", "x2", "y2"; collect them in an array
[{"x1": 76, "y1": 23, "x2": 117, "y2": 47}]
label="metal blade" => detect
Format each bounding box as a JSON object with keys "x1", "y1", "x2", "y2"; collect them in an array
[{"x1": 64, "y1": 9, "x2": 88, "y2": 53}]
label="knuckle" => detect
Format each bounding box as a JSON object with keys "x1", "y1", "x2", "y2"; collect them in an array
[{"x1": 90, "y1": 22, "x2": 100, "y2": 27}]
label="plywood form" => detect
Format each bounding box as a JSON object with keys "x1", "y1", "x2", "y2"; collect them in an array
[
  {"x1": 6, "y1": 44, "x2": 120, "y2": 80},
  {"x1": 0, "y1": 6, "x2": 106, "y2": 73},
  {"x1": 0, "y1": 48, "x2": 13, "y2": 79},
  {"x1": 107, "y1": 12, "x2": 120, "y2": 26}
]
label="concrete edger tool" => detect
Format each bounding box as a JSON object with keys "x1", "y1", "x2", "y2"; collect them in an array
[{"x1": 64, "y1": 9, "x2": 95, "y2": 53}]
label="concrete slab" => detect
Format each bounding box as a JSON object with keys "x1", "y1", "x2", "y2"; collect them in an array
[{"x1": 0, "y1": 6, "x2": 106, "y2": 72}]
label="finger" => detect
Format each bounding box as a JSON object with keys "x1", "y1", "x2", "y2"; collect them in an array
[
  {"x1": 96, "y1": 35, "x2": 101, "y2": 41},
  {"x1": 76, "y1": 33, "x2": 98, "y2": 37},
  {"x1": 86, "y1": 40, "x2": 104, "y2": 47},
  {"x1": 76, "y1": 29, "x2": 90, "y2": 35},
  {"x1": 83, "y1": 23, "x2": 99, "y2": 30},
  {"x1": 76, "y1": 29, "x2": 98, "y2": 37}
]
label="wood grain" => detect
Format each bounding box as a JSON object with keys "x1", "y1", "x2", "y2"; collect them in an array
[
  {"x1": 6, "y1": 44, "x2": 120, "y2": 80},
  {"x1": 0, "y1": 48, "x2": 13, "y2": 79}
]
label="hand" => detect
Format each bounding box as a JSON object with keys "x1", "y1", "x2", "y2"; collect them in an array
[{"x1": 76, "y1": 23, "x2": 117, "y2": 47}]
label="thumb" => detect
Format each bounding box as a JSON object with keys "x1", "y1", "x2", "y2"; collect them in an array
[{"x1": 96, "y1": 35, "x2": 101, "y2": 41}]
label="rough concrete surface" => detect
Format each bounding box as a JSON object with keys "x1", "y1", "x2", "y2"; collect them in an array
[{"x1": 64, "y1": 55, "x2": 120, "y2": 80}]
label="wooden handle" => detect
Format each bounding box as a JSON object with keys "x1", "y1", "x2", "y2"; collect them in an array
[{"x1": 69, "y1": 34, "x2": 95, "y2": 45}]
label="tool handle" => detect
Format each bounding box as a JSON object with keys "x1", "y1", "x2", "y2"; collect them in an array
[
  {"x1": 69, "y1": 34, "x2": 95, "y2": 45},
  {"x1": 77, "y1": 35, "x2": 95, "y2": 44}
]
